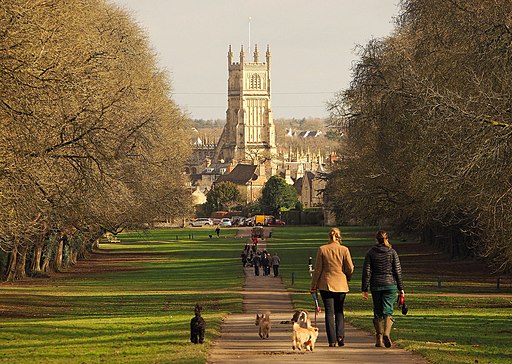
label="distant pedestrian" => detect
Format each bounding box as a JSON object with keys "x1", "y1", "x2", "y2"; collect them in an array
[
  {"x1": 252, "y1": 236, "x2": 258, "y2": 253},
  {"x1": 253, "y1": 253, "x2": 261, "y2": 276},
  {"x1": 247, "y1": 251, "x2": 254, "y2": 267},
  {"x1": 241, "y1": 252, "x2": 248, "y2": 267},
  {"x1": 215, "y1": 226, "x2": 220, "y2": 237},
  {"x1": 362, "y1": 230, "x2": 404, "y2": 348},
  {"x1": 261, "y1": 252, "x2": 269, "y2": 276},
  {"x1": 271, "y1": 253, "x2": 280, "y2": 277}
]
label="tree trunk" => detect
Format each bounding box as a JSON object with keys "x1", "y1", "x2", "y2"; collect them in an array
[
  {"x1": 13, "y1": 245, "x2": 28, "y2": 280},
  {"x1": 31, "y1": 243, "x2": 43, "y2": 272},
  {"x1": 77, "y1": 242, "x2": 88, "y2": 260},
  {"x1": 5, "y1": 245, "x2": 18, "y2": 282},
  {"x1": 41, "y1": 242, "x2": 51, "y2": 273},
  {"x1": 68, "y1": 247, "x2": 78, "y2": 265},
  {"x1": 52, "y1": 238, "x2": 64, "y2": 272}
]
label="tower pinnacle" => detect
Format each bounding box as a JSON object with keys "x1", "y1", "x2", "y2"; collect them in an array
[
  {"x1": 240, "y1": 45, "x2": 245, "y2": 63},
  {"x1": 228, "y1": 45, "x2": 233, "y2": 64}
]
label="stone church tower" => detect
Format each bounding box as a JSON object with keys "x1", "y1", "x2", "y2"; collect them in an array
[{"x1": 213, "y1": 44, "x2": 277, "y2": 163}]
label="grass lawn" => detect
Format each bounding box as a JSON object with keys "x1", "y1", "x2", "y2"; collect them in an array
[
  {"x1": 271, "y1": 226, "x2": 512, "y2": 364},
  {"x1": 1, "y1": 225, "x2": 511, "y2": 363},
  {"x1": 0, "y1": 227, "x2": 243, "y2": 364}
]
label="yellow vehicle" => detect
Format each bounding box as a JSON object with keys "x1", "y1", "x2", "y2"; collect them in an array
[{"x1": 254, "y1": 215, "x2": 274, "y2": 226}]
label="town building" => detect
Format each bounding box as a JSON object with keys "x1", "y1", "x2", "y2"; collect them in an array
[{"x1": 186, "y1": 45, "x2": 336, "y2": 222}]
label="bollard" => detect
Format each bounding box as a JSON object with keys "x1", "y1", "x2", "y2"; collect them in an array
[
  {"x1": 437, "y1": 277, "x2": 442, "y2": 289},
  {"x1": 191, "y1": 233, "x2": 194, "y2": 239},
  {"x1": 176, "y1": 235, "x2": 178, "y2": 241},
  {"x1": 497, "y1": 277, "x2": 500, "y2": 290},
  {"x1": 292, "y1": 272, "x2": 295, "y2": 287},
  {"x1": 189, "y1": 234, "x2": 191, "y2": 239}
]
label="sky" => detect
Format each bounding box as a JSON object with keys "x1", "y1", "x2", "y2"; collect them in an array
[{"x1": 110, "y1": 0, "x2": 400, "y2": 120}]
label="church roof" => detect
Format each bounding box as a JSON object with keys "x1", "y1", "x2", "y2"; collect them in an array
[
  {"x1": 215, "y1": 164, "x2": 258, "y2": 185},
  {"x1": 293, "y1": 177, "x2": 304, "y2": 193}
]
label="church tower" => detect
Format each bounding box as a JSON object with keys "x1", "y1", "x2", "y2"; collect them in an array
[{"x1": 214, "y1": 44, "x2": 276, "y2": 163}]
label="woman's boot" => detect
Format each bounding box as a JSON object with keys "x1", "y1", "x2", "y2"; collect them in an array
[
  {"x1": 373, "y1": 318, "x2": 384, "y2": 347},
  {"x1": 383, "y1": 316, "x2": 394, "y2": 348}
]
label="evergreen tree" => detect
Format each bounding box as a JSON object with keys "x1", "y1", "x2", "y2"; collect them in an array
[
  {"x1": 260, "y1": 176, "x2": 299, "y2": 215},
  {"x1": 205, "y1": 182, "x2": 242, "y2": 213}
]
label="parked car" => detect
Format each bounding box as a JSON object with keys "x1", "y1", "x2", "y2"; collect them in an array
[
  {"x1": 272, "y1": 219, "x2": 286, "y2": 225},
  {"x1": 190, "y1": 218, "x2": 213, "y2": 227},
  {"x1": 220, "y1": 218, "x2": 232, "y2": 227},
  {"x1": 212, "y1": 218, "x2": 221, "y2": 225},
  {"x1": 231, "y1": 216, "x2": 245, "y2": 226}
]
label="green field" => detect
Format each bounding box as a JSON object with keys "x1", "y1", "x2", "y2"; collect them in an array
[{"x1": 1, "y1": 226, "x2": 511, "y2": 363}]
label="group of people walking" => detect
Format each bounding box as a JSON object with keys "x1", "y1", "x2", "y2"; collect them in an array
[
  {"x1": 310, "y1": 227, "x2": 404, "y2": 348},
  {"x1": 240, "y1": 239, "x2": 280, "y2": 277}
]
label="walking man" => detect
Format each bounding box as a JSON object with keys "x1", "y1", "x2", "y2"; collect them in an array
[
  {"x1": 271, "y1": 252, "x2": 281, "y2": 277},
  {"x1": 253, "y1": 252, "x2": 262, "y2": 276}
]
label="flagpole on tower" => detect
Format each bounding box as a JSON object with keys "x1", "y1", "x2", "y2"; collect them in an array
[{"x1": 248, "y1": 16, "x2": 252, "y2": 55}]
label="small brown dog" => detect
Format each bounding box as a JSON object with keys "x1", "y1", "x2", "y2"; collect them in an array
[
  {"x1": 292, "y1": 322, "x2": 319, "y2": 351},
  {"x1": 255, "y1": 312, "x2": 271, "y2": 339}
]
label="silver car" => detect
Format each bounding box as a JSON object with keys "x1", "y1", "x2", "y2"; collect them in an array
[{"x1": 190, "y1": 218, "x2": 213, "y2": 227}]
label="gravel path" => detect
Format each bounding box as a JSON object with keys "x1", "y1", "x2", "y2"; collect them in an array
[{"x1": 207, "y1": 229, "x2": 429, "y2": 363}]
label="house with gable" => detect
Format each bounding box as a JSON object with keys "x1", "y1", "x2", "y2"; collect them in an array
[{"x1": 215, "y1": 163, "x2": 268, "y2": 203}]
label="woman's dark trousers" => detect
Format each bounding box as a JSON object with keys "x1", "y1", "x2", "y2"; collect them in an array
[{"x1": 320, "y1": 290, "x2": 347, "y2": 344}]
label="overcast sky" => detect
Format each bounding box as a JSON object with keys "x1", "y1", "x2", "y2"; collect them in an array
[{"x1": 110, "y1": 0, "x2": 400, "y2": 120}]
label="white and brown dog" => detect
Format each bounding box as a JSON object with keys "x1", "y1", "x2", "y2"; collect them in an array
[
  {"x1": 255, "y1": 312, "x2": 271, "y2": 339},
  {"x1": 292, "y1": 322, "x2": 319, "y2": 351},
  {"x1": 281, "y1": 310, "x2": 312, "y2": 329}
]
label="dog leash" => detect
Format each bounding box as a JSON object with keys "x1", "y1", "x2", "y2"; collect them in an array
[{"x1": 311, "y1": 290, "x2": 321, "y2": 327}]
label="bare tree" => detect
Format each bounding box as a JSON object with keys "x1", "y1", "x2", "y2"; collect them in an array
[
  {"x1": 0, "y1": 0, "x2": 190, "y2": 280},
  {"x1": 326, "y1": 0, "x2": 512, "y2": 272}
]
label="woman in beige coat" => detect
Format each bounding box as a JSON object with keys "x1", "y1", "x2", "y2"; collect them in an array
[{"x1": 310, "y1": 227, "x2": 355, "y2": 347}]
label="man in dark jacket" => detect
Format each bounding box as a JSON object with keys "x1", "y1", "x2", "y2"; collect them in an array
[
  {"x1": 252, "y1": 252, "x2": 262, "y2": 276},
  {"x1": 361, "y1": 230, "x2": 404, "y2": 348},
  {"x1": 270, "y1": 253, "x2": 281, "y2": 277}
]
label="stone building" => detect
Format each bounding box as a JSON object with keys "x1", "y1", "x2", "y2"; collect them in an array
[
  {"x1": 215, "y1": 163, "x2": 267, "y2": 204},
  {"x1": 186, "y1": 44, "x2": 334, "y2": 216},
  {"x1": 214, "y1": 45, "x2": 276, "y2": 163}
]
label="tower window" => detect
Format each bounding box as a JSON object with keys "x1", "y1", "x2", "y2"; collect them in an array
[{"x1": 250, "y1": 73, "x2": 261, "y2": 89}]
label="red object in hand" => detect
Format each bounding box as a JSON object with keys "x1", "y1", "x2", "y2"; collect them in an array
[{"x1": 398, "y1": 292, "x2": 405, "y2": 306}]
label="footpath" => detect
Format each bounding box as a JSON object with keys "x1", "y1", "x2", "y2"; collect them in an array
[{"x1": 207, "y1": 228, "x2": 429, "y2": 363}]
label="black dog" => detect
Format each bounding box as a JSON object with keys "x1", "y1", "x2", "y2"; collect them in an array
[{"x1": 190, "y1": 304, "x2": 206, "y2": 344}]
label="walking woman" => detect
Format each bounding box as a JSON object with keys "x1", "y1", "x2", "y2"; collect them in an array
[
  {"x1": 310, "y1": 227, "x2": 354, "y2": 347},
  {"x1": 362, "y1": 230, "x2": 404, "y2": 348}
]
